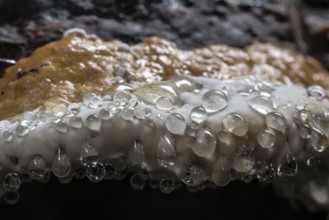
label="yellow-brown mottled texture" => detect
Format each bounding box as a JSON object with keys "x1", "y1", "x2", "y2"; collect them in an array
[{"x1": 1, "y1": 34, "x2": 328, "y2": 119}]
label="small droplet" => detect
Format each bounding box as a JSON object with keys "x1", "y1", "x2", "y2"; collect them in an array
[
  {"x1": 85, "y1": 114, "x2": 101, "y2": 131},
  {"x1": 223, "y1": 113, "x2": 248, "y2": 137},
  {"x1": 307, "y1": 85, "x2": 325, "y2": 100},
  {"x1": 296, "y1": 109, "x2": 311, "y2": 125},
  {"x1": 120, "y1": 107, "x2": 134, "y2": 120},
  {"x1": 52, "y1": 104, "x2": 68, "y2": 118},
  {"x1": 130, "y1": 173, "x2": 148, "y2": 190},
  {"x1": 80, "y1": 141, "x2": 99, "y2": 166},
  {"x1": 192, "y1": 127, "x2": 217, "y2": 157},
  {"x1": 254, "y1": 161, "x2": 275, "y2": 183},
  {"x1": 3, "y1": 173, "x2": 21, "y2": 192},
  {"x1": 28, "y1": 155, "x2": 47, "y2": 181},
  {"x1": 212, "y1": 154, "x2": 231, "y2": 186},
  {"x1": 86, "y1": 161, "x2": 105, "y2": 183},
  {"x1": 3, "y1": 130, "x2": 13, "y2": 142},
  {"x1": 265, "y1": 112, "x2": 287, "y2": 133},
  {"x1": 157, "y1": 134, "x2": 176, "y2": 168},
  {"x1": 99, "y1": 109, "x2": 111, "y2": 120},
  {"x1": 69, "y1": 115, "x2": 83, "y2": 129},
  {"x1": 181, "y1": 165, "x2": 206, "y2": 186},
  {"x1": 83, "y1": 93, "x2": 103, "y2": 108},
  {"x1": 277, "y1": 151, "x2": 298, "y2": 179},
  {"x1": 109, "y1": 156, "x2": 128, "y2": 172},
  {"x1": 16, "y1": 120, "x2": 30, "y2": 137},
  {"x1": 298, "y1": 124, "x2": 311, "y2": 139},
  {"x1": 3, "y1": 191, "x2": 20, "y2": 205},
  {"x1": 128, "y1": 140, "x2": 145, "y2": 165},
  {"x1": 185, "y1": 122, "x2": 199, "y2": 137},
  {"x1": 165, "y1": 113, "x2": 186, "y2": 135},
  {"x1": 306, "y1": 156, "x2": 321, "y2": 167},
  {"x1": 74, "y1": 168, "x2": 86, "y2": 179},
  {"x1": 202, "y1": 90, "x2": 228, "y2": 113},
  {"x1": 52, "y1": 148, "x2": 71, "y2": 178},
  {"x1": 190, "y1": 106, "x2": 207, "y2": 124},
  {"x1": 256, "y1": 129, "x2": 275, "y2": 149},
  {"x1": 159, "y1": 178, "x2": 175, "y2": 193},
  {"x1": 55, "y1": 120, "x2": 68, "y2": 133},
  {"x1": 114, "y1": 91, "x2": 132, "y2": 106},
  {"x1": 310, "y1": 127, "x2": 328, "y2": 153},
  {"x1": 67, "y1": 103, "x2": 81, "y2": 114},
  {"x1": 249, "y1": 96, "x2": 274, "y2": 115},
  {"x1": 155, "y1": 97, "x2": 173, "y2": 111},
  {"x1": 232, "y1": 147, "x2": 255, "y2": 173}
]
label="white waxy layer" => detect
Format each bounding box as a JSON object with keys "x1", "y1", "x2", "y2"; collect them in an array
[{"x1": 0, "y1": 75, "x2": 329, "y2": 209}]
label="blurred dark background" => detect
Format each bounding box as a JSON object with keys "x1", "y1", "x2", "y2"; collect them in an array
[{"x1": 0, "y1": 0, "x2": 329, "y2": 219}]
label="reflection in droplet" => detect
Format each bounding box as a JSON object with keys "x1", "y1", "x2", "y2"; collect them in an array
[
  {"x1": 202, "y1": 90, "x2": 228, "y2": 113},
  {"x1": 192, "y1": 127, "x2": 217, "y2": 157},
  {"x1": 165, "y1": 113, "x2": 186, "y2": 135},
  {"x1": 223, "y1": 113, "x2": 248, "y2": 137},
  {"x1": 52, "y1": 148, "x2": 71, "y2": 178},
  {"x1": 157, "y1": 134, "x2": 176, "y2": 168}
]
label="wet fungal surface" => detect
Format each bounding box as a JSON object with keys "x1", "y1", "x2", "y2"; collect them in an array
[{"x1": 0, "y1": 30, "x2": 329, "y2": 220}]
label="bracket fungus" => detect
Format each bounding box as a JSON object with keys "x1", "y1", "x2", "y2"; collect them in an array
[{"x1": 0, "y1": 29, "x2": 329, "y2": 213}]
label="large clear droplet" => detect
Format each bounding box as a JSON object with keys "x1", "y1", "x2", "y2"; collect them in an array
[
  {"x1": 28, "y1": 155, "x2": 47, "y2": 181},
  {"x1": 83, "y1": 93, "x2": 103, "y2": 108},
  {"x1": 85, "y1": 114, "x2": 101, "y2": 131},
  {"x1": 265, "y1": 112, "x2": 287, "y2": 133},
  {"x1": 165, "y1": 113, "x2": 186, "y2": 135},
  {"x1": 256, "y1": 129, "x2": 275, "y2": 149},
  {"x1": 249, "y1": 96, "x2": 274, "y2": 115},
  {"x1": 181, "y1": 165, "x2": 206, "y2": 186},
  {"x1": 155, "y1": 97, "x2": 173, "y2": 111},
  {"x1": 192, "y1": 127, "x2": 217, "y2": 157},
  {"x1": 130, "y1": 173, "x2": 148, "y2": 190},
  {"x1": 16, "y1": 120, "x2": 30, "y2": 137},
  {"x1": 157, "y1": 134, "x2": 176, "y2": 168},
  {"x1": 190, "y1": 106, "x2": 207, "y2": 124},
  {"x1": 202, "y1": 90, "x2": 228, "y2": 113},
  {"x1": 80, "y1": 141, "x2": 99, "y2": 166},
  {"x1": 277, "y1": 151, "x2": 298, "y2": 179},
  {"x1": 52, "y1": 148, "x2": 71, "y2": 178},
  {"x1": 307, "y1": 85, "x2": 325, "y2": 100},
  {"x1": 69, "y1": 115, "x2": 83, "y2": 129},
  {"x1": 128, "y1": 140, "x2": 145, "y2": 165},
  {"x1": 223, "y1": 113, "x2": 248, "y2": 137},
  {"x1": 3, "y1": 173, "x2": 21, "y2": 192},
  {"x1": 86, "y1": 161, "x2": 105, "y2": 183},
  {"x1": 311, "y1": 127, "x2": 328, "y2": 153},
  {"x1": 212, "y1": 154, "x2": 231, "y2": 186}
]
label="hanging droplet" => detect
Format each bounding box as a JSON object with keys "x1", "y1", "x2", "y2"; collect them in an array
[
  {"x1": 254, "y1": 161, "x2": 275, "y2": 184},
  {"x1": 212, "y1": 154, "x2": 231, "y2": 186},
  {"x1": 265, "y1": 112, "x2": 287, "y2": 133},
  {"x1": 52, "y1": 104, "x2": 68, "y2": 118},
  {"x1": 190, "y1": 106, "x2": 207, "y2": 124},
  {"x1": 85, "y1": 114, "x2": 101, "y2": 131},
  {"x1": 310, "y1": 127, "x2": 328, "y2": 153},
  {"x1": 120, "y1": 107, "x2": 134, "y2": 120},
  {"x1": 307, "y1": 85, "x2": 325, "y2": 100},
  {"x1": 277, "y1": 151, "x2": 298, "y2": 179},
  {"x1": 3, "y1": 173, "x2": 21, "y2": 192},
  {"x1": 155, "y1": 97, "x2": 173, "y2": 111},
  {"x1": 52, "y1": 148, "x2": 71, "y2": 178},
  {"x1": 67, "y1": 103, "x2": 81, "y2": 114},
  {"x1": 249, "y1": 96, "x2": 274, "y2": 115},
  {"x1": 157, "y1": 134, "x2": 176, "y2": 168},
  {"x1": 83, "y1": 93, "x2": 103, "y2": 108},
  {"x1": 114, "y1": 91, "x2": 132, "y2": 106},
  {"x1": 28, "y1": 155, "x2": 47, "y2": 181},
  {"x1": 86, "y1": 161, "x2": 105, "y2": 183},
  {"x1": 128, "y1": 140, "x2": 145, "y2": 165},
  {"x1": 80, "y1": 141, "x2": 99, "y2": 166},
  {"x1": 3, "y1": 130, "x2": 13, "y2": 142},
  {"x1": 55, "y1": 120, "x2": 68, "y2": 133},
  {"x1": 159, "y1": 178, "x2": 175, "y2": 193},
  {"x1": 298, "y1": 124, "x2": 311, "y2": 139},
  {"x1": 223, "y1": 112, "x2": 248, "y2": 137},
  {"x1": 232, "y1": 147, "x2": 255, "y2": 173},
  {"x1": 256, "y1": 129, "x2": 275, "y2": 149},
  {"x1": 306, "y1": 156, "x2": 321, "y2": 167},
  {"x1": 69, "y1": 115, "x2": 83, "y2": 129},
  {"x1": 16, "y1": 120, "x2": 30, "y2": 137},
  {"x1": 109, "y1": 156, "x2": 128, "y2": 172},
  {"x1": 181, "y1": 165, "x2": 206, "y2": 186},
  {"x1": 99, "y1": 108, "x2": 111, "y2": 120},
  {"x1": 165, "y1": 113, "x2": 186, "y2": 135},
  {"x1": 3, "y1": 191, "x2": 20, "y2": 205},
  {"x1": 202, "y1": 90, "x2": 228, "y2": 113},
  {"x1": 57, "y1": 172, "x2": 74, "y2": 184},
  {"x1": 130, "y1": 173, "x2": 148, "y2": 190},
  {"x1": 192, "y1": 127, "x2": 217, "y2": 157}
]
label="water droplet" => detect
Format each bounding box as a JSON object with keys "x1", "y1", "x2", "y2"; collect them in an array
[
  {"x1": 114, "y1": 91, "x2": 132, "y2": 106},
  {"x1": 307, "y1": 85, "x2": 325, "y2": 100},
  {"x1": 16, "y1": 120, "x2": 30, "y2": 137},
  {"x1": 120, "y1": 107, "x2": 134, "y2": 120},
  {"x1": 202, "y1": 90, "x2": 228, "y2": 113},
  {"x1": 190, "y1": 106, "x2": 207, "y2": 124},
  {"x1": 55, "y1": 120, "x2": 68, "y2": 133},
  {"x1": 67, "y1": 103, "x2": 81, "y2": 114},
  {"x1": 3, "y1": 173, "x2": 21, "y2": 192},
  {"x1": 52, "y1": 148, "x2": 71, "y2": 178},
  {"x1": 128, "y1": 96, "x2": 139, "y2": 107},
  {"x1": 86, "y1": 161, "x2": 105, "y2": 183},
  {"x1": 159, "y1": 178, "x2": 175, "y2": 193},
  {"x1": 130, "y1": 173, "x2": 148, "y2": 190},
  {"x1": 83, "y1": 93, "x2": 103, "y2": 108},
  {"x1": 223, "y1": 113, "x2": 248, "y2": 137},
  {"x1": 249, "y1": 96, "x2": 274, "y2": 115},
  {"x1": 58, "y1": 172, "x2": 74, "y2": 184},
  {"x1": 311, "y1": 127, "x2": 328, "y2": 152},
  {"x1": 80, "y1": 141, "x2": 99, "y2": 166},
  {"x1": 254, "y1": 161, "x2": 275, "y2": 183},
  {"x1": 192, "y1": 127, "x2": 217, "y2": 157},
  {"x1": 232, "y1": 146, "x2": 255, "y2": 173},
  {"x1": 298, "y1": 124, "x2": 311, "y2": 139},
  {"x1": 86, "y1": 114, "x2": 101, "y2": 131},
  {"x1": 99, "y1": 109, "x2": 111, "y2": 120},
  {"x1": 296, "y1": 109, "x2": 311, "y2": 125},
  {"x1": 277, "y1": 151, "x2": 298, "y2": 179},
  {"x1": 109, "y1": 156, "x2": 128, "y2": 172},
  {"x1": 28, "y1": 155, "x2": 47, "y2": 181},
  {"x1": 69, "y1": 115, "x2": 83, "y2": 129},
  {"x1": 165, "y1": 113, "x2": 186, "y2": 135},
  {"x1": 181, "y1": 165, "x2": 206, "y2": 186},
  {"x1": 3, "y1": 130, "x2": 13, "y2": 142},
  {"x1": 306, "y1": 156, "x2": 321, "y2": 167},
  {"x1": 52, "y1": 104, "x2": 68, "y2": 118},
  {"x1": 155, "y1": 97, "x2": 173, "y2": 111},
  {"x1": 265, "y1": 112, "x2": 287, "y2": 133},
  {"x1": 185, "y1": 122, "x2": 199, "y2": 137},
  {"x1": 157, "y1": 134, "x2": 176, "y2": 168},
  {"x1": 212, "y1": 154, "x2": 231, "y2": 186},
  {"x1": 256, "y1": 129, "x2": 275, "y2": 149},
  {"x1": 128, "y1": 140, "x2": 145, "y2": 165},
  {"x1": 3, "y1": 191, "x2": 20, "y2": 205}
]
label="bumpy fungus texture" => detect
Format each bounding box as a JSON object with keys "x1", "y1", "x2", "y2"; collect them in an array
[{"x1": 1, "y1": 32, "x2": 329, "y2": 212}]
